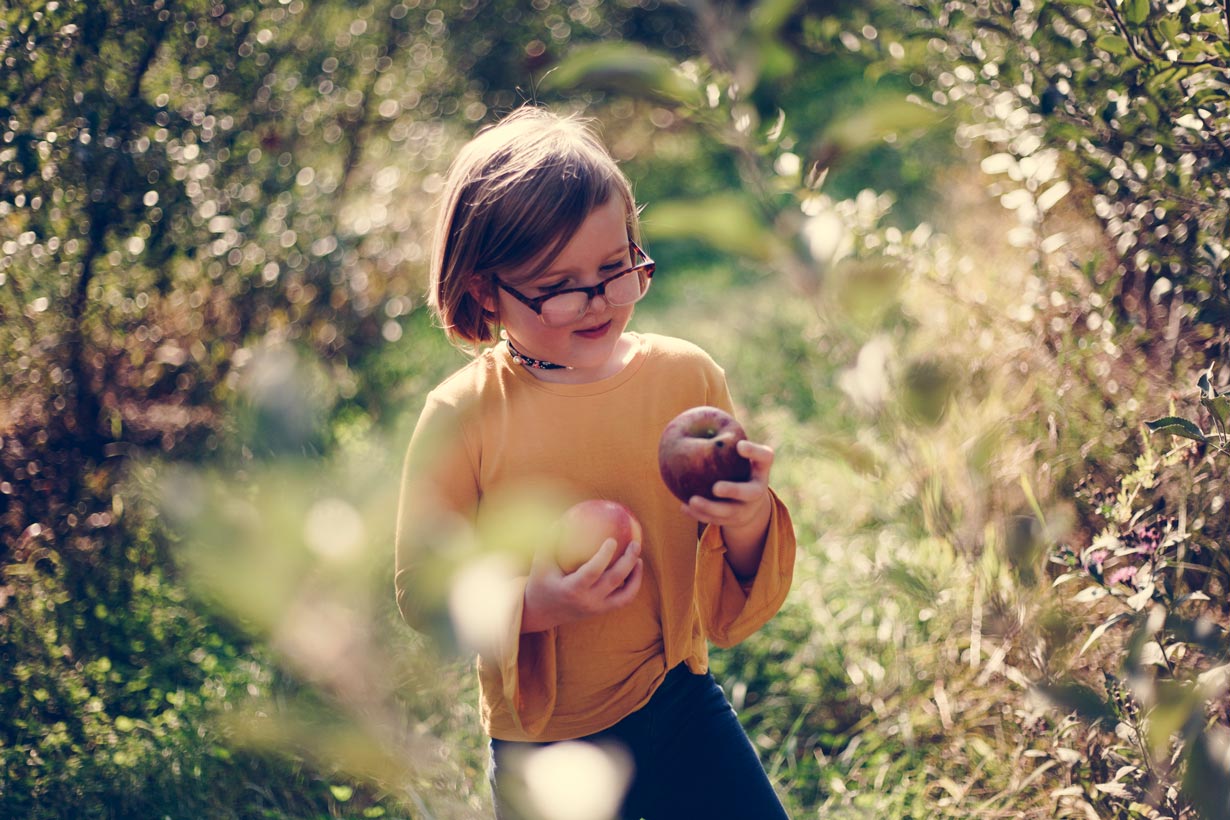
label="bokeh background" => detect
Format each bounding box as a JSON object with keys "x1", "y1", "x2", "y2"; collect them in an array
[{"x1": 3, "y1": 0, "x2": 1229, "y2": 817}]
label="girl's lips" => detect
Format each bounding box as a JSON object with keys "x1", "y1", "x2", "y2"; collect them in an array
[{"x1": 573, "y1": 320, "x2": 612, "y2": 339}]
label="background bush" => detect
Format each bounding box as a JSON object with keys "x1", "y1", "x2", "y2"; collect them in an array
[{"x1": 3, "y1": 0, "x2": 1229, "y2": 817}]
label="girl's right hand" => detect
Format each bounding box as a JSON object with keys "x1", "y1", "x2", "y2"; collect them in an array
[{"x1": 521, "y1": 539, "x2": 644, "y2": 633}]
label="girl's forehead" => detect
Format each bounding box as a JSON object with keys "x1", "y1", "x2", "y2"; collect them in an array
[{"x1": 500, "y1": 200, "x2": 631, "y2": 284}]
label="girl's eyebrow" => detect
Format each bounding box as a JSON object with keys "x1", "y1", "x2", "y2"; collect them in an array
[{"x1": 538, "y1": 243, "x2": 630, "y2": 280}]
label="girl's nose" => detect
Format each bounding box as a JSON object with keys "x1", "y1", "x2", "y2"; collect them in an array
[{"x1": 585, "y1": 293, "x2": 610, "y2": 315}]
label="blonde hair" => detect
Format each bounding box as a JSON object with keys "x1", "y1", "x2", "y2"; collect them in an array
[{"x1": 428, "y1": 107, "x2": 639, "y2": 346}]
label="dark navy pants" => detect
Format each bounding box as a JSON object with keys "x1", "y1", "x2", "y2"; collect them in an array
[{"x1": 489, "y1": 664, "x2": 790, "y2": 819}]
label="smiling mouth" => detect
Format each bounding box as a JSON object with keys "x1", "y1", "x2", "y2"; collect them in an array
[{"x1": 574, "y1": 320, "x2": 612, "y2": 337}]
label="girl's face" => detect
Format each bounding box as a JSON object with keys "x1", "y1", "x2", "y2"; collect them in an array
[{"x1": 491, "y1": 197, "x2": 638, "y2": 383}]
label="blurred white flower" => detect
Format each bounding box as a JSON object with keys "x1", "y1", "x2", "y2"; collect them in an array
[
  {"x1": 839, "y1": 337, "x2": 892, "y2": 410},
  {"x1": 448, "y1": 554, "x2": 521, "y2": 656},
  {"x1": 523, "y1": 741, "x2": 633, "y2": 820},
  {"x1": 802, "y1": 199, "x2": 854, "y2": 269},
  {"x1": 304, "y1": 497, "x2": 365, "y2": 561}
]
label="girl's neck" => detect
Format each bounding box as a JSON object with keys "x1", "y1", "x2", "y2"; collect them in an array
[{"x1": 506, "y1": 333, "x2": 637, "y2": 384}]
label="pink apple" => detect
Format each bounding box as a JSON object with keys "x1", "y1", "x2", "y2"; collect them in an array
[
  {"x1": 658, "y1": 406, "x2": 752, "y2": 502},
  {"x1": 556, "y1": 499, "x2": 644, "y2": 574}
]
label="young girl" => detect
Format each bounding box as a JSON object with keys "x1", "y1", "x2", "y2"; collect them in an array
[{"x1": 395, "y1": 106, "x2": 796, "y2": 819}]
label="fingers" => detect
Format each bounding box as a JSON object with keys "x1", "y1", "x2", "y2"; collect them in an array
[
  {"x1": 737, "y1": 439, "x2": 775, "y2": 479},
  {"x1": 702, "y1": 439, "x2": 773, "y2": 502},
  {"x1": 570, "y1": 537, "x2": 620, "y2": 584},
  {"x1": 679, "y1": 441, "x2": 773, "y2": 527},
  {"x1": 567, "y1": 539, "x2": 643, "y2": 610},
  {"x1": 605, "y1": 556, "x2": 644, "y2": 608},
  {"x1": 604, "y1": 540, "x2": 642, "y2": 587}
]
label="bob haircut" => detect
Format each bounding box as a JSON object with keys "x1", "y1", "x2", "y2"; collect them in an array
[{"x1": 428, "y1": 106, "x2": 640, "y2": 346}]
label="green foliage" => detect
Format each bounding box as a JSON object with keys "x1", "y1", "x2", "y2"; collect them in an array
[
  {"x1": 7, "y1": 0, "x2": 1230, "y2": 817},
  {"x1": 907, "y1": 0, "x2": 1230, "y2": 358},
  {"x1": 0, "y1": 479, "x2": 348, "y2": 819},
  {"x1": 1042, "y1": 374, "x2": 1230, "y2": 817}
]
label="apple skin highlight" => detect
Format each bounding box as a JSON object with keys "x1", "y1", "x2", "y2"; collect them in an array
[
  {"x1": 556, "y1": 499, "x2": 643, "y2": 574},
  {"x1": 657, "y1": 406, "x2": 753, "y2": 502}
]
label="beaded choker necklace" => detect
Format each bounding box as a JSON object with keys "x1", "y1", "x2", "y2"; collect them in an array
[{"x1": 504, "y1": 334, "x2": 572, "y2": 371}]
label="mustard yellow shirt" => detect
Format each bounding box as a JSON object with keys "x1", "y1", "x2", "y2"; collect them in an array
[{"x1": 395, "y1": 332, "x2": 796, "y2": 741}]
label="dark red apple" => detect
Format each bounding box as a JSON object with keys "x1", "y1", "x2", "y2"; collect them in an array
[
  {"x1": 657, "y1": 406, "x2": 753, "y2": 502},
  {"x1": 556, "y1": 499, "x2": 643, "y2": 574}
]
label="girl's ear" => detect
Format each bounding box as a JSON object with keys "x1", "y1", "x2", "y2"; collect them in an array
[{"x1": 468, "y1": 278, "x2": 497, "y2": 315}]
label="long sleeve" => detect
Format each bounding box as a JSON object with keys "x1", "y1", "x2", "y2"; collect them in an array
[
  {"x1": 394, "y1": 393, "x2": 480, "y2": 632},
  {"x1": 396, "y1": 389, "x2": 560, "y2": 735},
  {"x1": 487, "y1": 587, "x2": 559, "y2": 737},
  {"x1": 695, "y1": 489, "x2": 795, "y2": 648}
]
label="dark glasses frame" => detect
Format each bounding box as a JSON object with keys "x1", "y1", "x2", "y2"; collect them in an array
[{"x1": 496, "y1": 241, "x2": 655, "y2": 321}]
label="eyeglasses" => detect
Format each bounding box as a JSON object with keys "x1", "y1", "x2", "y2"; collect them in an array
[{"x1": 497, "y1": 242, "x2": 655, "y2": 328}]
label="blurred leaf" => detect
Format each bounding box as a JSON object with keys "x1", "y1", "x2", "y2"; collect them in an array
[
  {"x1": 882, "y1": 562, "x2": 935, "y2": 602},
  {"x1": 220, "y1": 704, "x2": 439, "y2": 792},
  {"x1": 1036, "y1": 681, "x2": 1116, "y2": 723},
  {"x1": 1182, "y1": 726, "x2": 1230, "y2": 819},
  {"x1": 1019, "y1": 473, "x2": 1047, "y2": 530},
  {"x1": 1124, "y1": 605, "x2": 1166, "y2": 671},
  {"x1": 814, "y1": 97, "x2": 942, "y2": 162},
  {"x1": 643, "y1": 194, "x2": 776, "y2": 260},
  {"x1": 1096, "y1": 34, "x2": 1131, "y2": 55},
  {"x1": 1148, "y1": 680, "x2": 1200, "y2": 756},
  {"x1": 1165, "y1": 612, "x2": 1228, "y2": 655},
  {"x1": 750, "y1": 0, "x2": 803, "y2": 36},
  {"x1": 813, "y1": 435, "x2": 882, "y2": 476},
  {"x1": 901, "y1": 358, "x2": 955, "y2": 427},
  {"x1": 828, "y1": 260, "x2": 905, "y2": 328},
  {"x1": 542, "y1": 42, "x2": 701, "y2": 106},
  {"x1": 1145, "y1": 416, "x2": 1205, "y2": 442}
]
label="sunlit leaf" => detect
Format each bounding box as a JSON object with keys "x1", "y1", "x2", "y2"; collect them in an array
[
  {"x1": 643, "y1": 194, "x2": 776, "y2": 260},
  {"x1": 1124, "y1": 0, "x2": 1149, "y2": 26},
  {"x1": 1095, "y1": 34, "x2": 1131, "y2": 55},
  {"x1": 1125, "y1": 580, "x2": 1155, "y2": 611},
  {"x1": 541, "y1": 42, "x2": 701, "y2": 106},
  {"x1": 1094, "y1": 780, "x2": 1131, "y2": 798},
  {"x1": 1079, "y1": 611, "x2": 1135, "y2": 656},
  {"x1": 815, "y1": 97, "x2": 943, "y2": 161},
  {"x1": 1073, "y1": 585, "x2": 1108, "y2": 603}
]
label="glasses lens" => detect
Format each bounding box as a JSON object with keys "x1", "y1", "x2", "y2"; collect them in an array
[
  {"x1": 539, "y1": 292, "x2": 588, "y2": 327},
  {"x1": 604, "y1": 269, "x2": 646, "y2": 307}
]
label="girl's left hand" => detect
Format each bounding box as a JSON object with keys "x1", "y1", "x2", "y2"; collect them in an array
[{"x1": 680, "y1": 439, "x2": 774, "y2": 532}]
